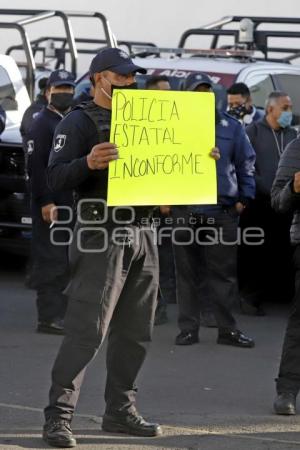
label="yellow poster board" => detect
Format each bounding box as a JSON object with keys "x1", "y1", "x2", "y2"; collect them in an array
[{"x1": 107, "y1": 89, "x2": 217, "y2": 206}]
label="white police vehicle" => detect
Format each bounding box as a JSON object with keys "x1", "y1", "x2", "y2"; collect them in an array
[
  {"x1": 0, "y1": 54, "x2": 31, "y2": 254},
  {"x1": 2, "y1": 12, "x2": 300, "y2": 253},
  {"x1": 76, "y1": 16, "x2": 300, "y2": 125}
]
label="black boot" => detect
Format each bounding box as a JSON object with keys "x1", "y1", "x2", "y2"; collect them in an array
[
  {"x1": 37, "y1": 319, "x2": 64, "y2": 335},
  {"x1": 274, "y1": 393, "x2": 296, "y2": 415},
  {"x1": 102, "y1": 412, "x2": 162, "y2": 437},
  {"x1": 175, "y1": 330, "x2": 199, "y2": 346},
  {"x1": 217, "y1": 329, "x2": 255, "y2": 348},
  {"x1": 43, "y1": 418, "x2": 76, "y2": 448}
]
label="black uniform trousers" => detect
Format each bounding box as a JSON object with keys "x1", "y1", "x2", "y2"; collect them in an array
[
  {"x1": 238, "y1": 198, "x2": 294, "y2": 305},
  {"x1": 172, "y1": 206, "x2": 238, "y2": 332},
  {"x1": 158, "y1": 229, "x2": 176, "y2": 305},
  {"x1": 30, "y1": 212, "x2": 69, "y2": 322},
  {"x1": 276, "y1": 245, "x2": 300, "y2": 394},
  {"x1": 44, "y1": 222, "x2": 158, "y2": 421}
]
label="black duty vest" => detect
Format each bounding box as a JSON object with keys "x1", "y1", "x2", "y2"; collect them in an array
[
  {"x1": 74, "y1": 101, "x2": 154, "y2": 219},
  {"x1": 73, "y1": 101, "x2": 111, "y2": 202}
]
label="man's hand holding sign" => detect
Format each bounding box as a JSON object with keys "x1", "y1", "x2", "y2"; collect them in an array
[{"x1": 87, "y1": 143, "x2": 119, "y2": 170}]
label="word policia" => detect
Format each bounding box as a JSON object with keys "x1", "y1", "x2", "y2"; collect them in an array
[{"x1": 111, "y1": 91, "x2": 182, "y2": 147}]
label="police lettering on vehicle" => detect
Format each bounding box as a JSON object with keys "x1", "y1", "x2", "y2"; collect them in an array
[{"x1": 54, "y1": 134, "x2": 67, "y2": 152}]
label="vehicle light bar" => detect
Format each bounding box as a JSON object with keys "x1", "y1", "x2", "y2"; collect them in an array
[{"x1": 132, "y1": 46, "x2": 254, "y2": 58}]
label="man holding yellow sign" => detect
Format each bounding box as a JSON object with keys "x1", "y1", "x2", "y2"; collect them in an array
[
  {"x1": 43, "y1": 49, "x2": 162, "y2": 447},
  {"x1": 42, "y1": 48, "x2": 221, "y2": 448}
]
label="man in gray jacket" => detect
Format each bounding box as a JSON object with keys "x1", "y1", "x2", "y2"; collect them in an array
[
  {"x1": 240, "y1": 92, "x2": 296, "y2": 314},
  {"x1": 271, "y1": 136, "x2": 300, "y2": 415}
]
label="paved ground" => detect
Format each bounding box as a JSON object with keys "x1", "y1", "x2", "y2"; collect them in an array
[{"x1": 1, "y1": 258, "x2": 300, "y2": 449}]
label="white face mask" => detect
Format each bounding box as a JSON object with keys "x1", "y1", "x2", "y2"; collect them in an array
[
  {"x1": 100, "y1": 76, "x2": 138, "y2": 100},
  {"x1": 100, "y1": 77, "x2": 113, "y2": 100}
]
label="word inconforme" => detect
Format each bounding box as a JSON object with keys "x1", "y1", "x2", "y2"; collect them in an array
[{"x1": 110, "y1": 153, "x2": 203, "y2": 179}]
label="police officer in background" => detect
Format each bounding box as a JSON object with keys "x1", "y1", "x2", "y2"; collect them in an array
[
  {"x1": 173, "y1": 73, "x2": 256, "y2": 348},
  {"x1": 27, "y1": 70, "x2": 75, "y2": 334},
  {"x1": 21, "y1": 77, "x2": 49, "y2": 197},
  {"x1": 42, "y1": 49, "x2": 162, "y2": 448},
  {"x1": 227, "y1": 82, "x2": 263, "y2": 126},
  {"x1": 145, "y1": 75, "x2": 171, "y2": 90},
  {"x1": 20, "y1": 77, "x2": 49, "y2": 139}
]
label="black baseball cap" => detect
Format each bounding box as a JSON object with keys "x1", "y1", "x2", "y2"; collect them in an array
[
  {"x1": 38, "y1": 77, "x2": 49, "y2": 90},
  {"x1": 185, "y1": 72, "x2": 213, "y2": 91},
  {"x1": 89, "y1": 48, "x2": 147, "y2": 75},
  {"x1": 47, "y1": 70, "x2": 76, "y2": 88}
]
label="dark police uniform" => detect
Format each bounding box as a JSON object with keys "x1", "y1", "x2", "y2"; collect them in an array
[
  {"x1": 21, "y1": 94, "x2": 48, "y2": 183},
  {"x1": 173, "y1": 112, "x2": 256, "y2": 335},
  {"x1": 20, "y1": 93, "x2": 48, "y2": 139},
  {"x1": 44, "y1": 101, "x2": 159, "y2": 421},
  {"x1": 27, "y1": 106, "x2": 72, "y2": 324}
]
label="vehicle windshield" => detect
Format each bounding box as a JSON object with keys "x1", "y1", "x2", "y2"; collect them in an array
[{"x1": 0, "y1": 65, "x2": 17, "y2": 111}]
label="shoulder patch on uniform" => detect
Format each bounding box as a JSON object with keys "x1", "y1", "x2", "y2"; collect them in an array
[
  {"x1": 54, "y1": 134, "x2": 66, "y2": 152},
  {"x1": 27, "y1": 139, "x2": 34, "y2": 155},
  {"x1": 221, "y1": 119, "x2": 229, "y2": 127}
]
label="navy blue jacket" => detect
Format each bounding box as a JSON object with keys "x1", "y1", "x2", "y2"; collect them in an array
[
  {"x1": 20, "y1": 94, "x2": 48, "y2": 139},
  {"x1": 214, "y1": 112, "x2": 256, "y2": 206},
  {"x1": 26, "y1": 106, "x2": 72, "y2": 215}
]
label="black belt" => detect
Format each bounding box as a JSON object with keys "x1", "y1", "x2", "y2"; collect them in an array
[{"x1": 79, "y1": 204, "x2": 154, "y2": 226}]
